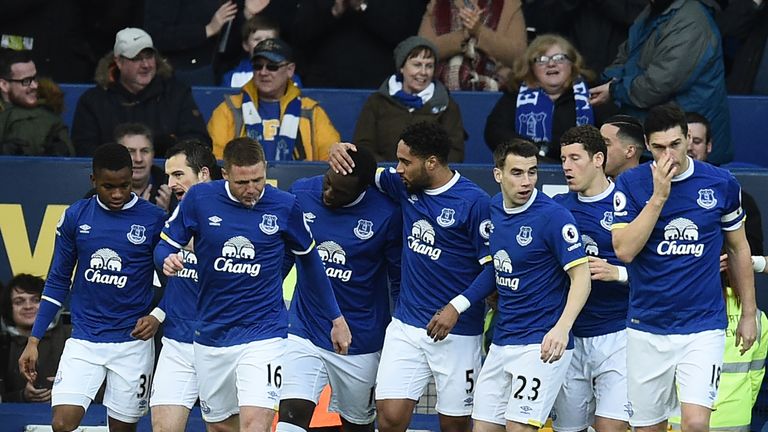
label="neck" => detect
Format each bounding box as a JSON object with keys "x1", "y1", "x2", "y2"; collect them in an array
[
  {"x1": 133, "y1": 178, "x2": 150, "y2": 195},
  {"x1": 428, "y1": 166, "x2": 454, "y2": 190},
  {"x1": 17, "y1": 326, "x2": 31, "y2": 337},
  {"x1": 582, "y1": 173, "x2": 610, "y2": 197},
  {"x1": 678, "y1": 155, "x2": 690, "y2": 174}
]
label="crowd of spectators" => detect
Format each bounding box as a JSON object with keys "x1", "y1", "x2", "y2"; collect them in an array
[{"x1": 0, "y1": 0, "x2": 767, "y2": 163}]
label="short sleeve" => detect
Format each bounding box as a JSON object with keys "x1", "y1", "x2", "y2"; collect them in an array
[
  {"x1": 721, "y1": 173, "x2": 745, "y2": 232},
  {"x1": 545, "y1": 207, "x2": 588, "y2": 271},
  {"x1": 284, "y1": 198, "x2": 315, "y2": 255},
  {"x1": 375, "y1": 167, "x2": 405, "y2": 201},
  {"x1": 612, "y1": 173, "x2": 640, "y2": 229},
  {"x1": 161, "y1": 190, "x2": 198, "y2": 249},
  {"x1": 468, "y1": 194, "x2": 493, "y2": 265}
]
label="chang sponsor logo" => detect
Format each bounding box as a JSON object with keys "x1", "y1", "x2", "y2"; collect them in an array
[
  {"x1": 407, "y1": 219, "x2": 442, "y2": 261},
  {"x1": 84, "y1": 248, "x2": 128, "y2": 288},
  {"x1": 657, "y1": 218, "x2": 704, "y2": 257},
  {"x1": 493, "y1": 249, "x2": 519, "y2": 290},
  {"x1": 176, "y1": 250, "x2": 198, "y2": 282},
  {"x1": 317, "y1": 240, "x2": 352, "y2": 282},
  {"x1": 582, "y1": 234, "x2": 598, "y2": 256},
  {"x1": 214, "y1": 236, "x2": 261, "y2": 276}
]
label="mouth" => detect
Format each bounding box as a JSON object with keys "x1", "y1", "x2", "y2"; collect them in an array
[
  {"x1": 545, "y1": 70, "x2": 560, "y2": 76},
  {"x1": 174, "y1": 190, "x2": 185, "y2": 200},
  {"x1": 518, "y1": 190, "x2": 532, "y2": 200}
]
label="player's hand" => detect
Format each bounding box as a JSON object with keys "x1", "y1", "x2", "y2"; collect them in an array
[
  {"x1": 207, "y1": 1, "x2": 238, "y2": 37},
  {"x1": 736, "y1": 313, "x2": 758, "y2": 355},
  {"x1": 18, "y1": 337, "x2": 40, "y2": 383},
  {"x1": 719, "y1": 254, "x2": 729, "y2": 273},
  {"x1": 163, "y1": 253, "x2": 185, "y2": 276},
  {"x1": 540, "y1": 325, "x2": 568, "y2": 363},
  {"x1": 587, "y1": 256, "x2": 620, "y2": 281},
  {"x1": 426, "y1": 304, "x2": 459, "y2": 342},
  {"x1": 589, "y1": 83, "x2": 611, "y2": 106},
  {"x1": 331, "y1": 316, "x2": 352, "y2": 355},
  {"x1": 131, "y1": 315, "x2": 161, "y2": 340},
  {"x1": 23, "y1": 380, "x2": 52, "y2": 402},
  {"x1": 328, "y1": 142, "x2": 357, "y2": 175},
  {"x1": 650, "y1": 153, "x2": 676, "y2": 203},
  {"x1": 155, "y1": 184, "x2": 173, "y2": 212}
]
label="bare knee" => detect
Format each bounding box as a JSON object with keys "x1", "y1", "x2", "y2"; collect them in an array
[
  {"x1": 51, "y1": 406, "x2": 85, "y2": 432},
  {"x1": 438, "y1": 414, "x2": 471, "y2": 432},
  {"x1": 375, "y1": 399, "x2": 414, "y2": 432},
  {"x1": 681, "y1": 418, "x2": 709, "y2": 432},
  {"x1": 51, "y1": 418, "x2": 80, "y2": 432}
]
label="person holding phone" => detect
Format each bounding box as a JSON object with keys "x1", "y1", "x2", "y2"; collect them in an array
[{"x1": 1, "y1": 274, "x2": 70, "y2": 402}]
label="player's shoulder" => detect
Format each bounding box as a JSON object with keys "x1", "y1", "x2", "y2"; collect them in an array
[
  {"x1": 692, "y1": 159, "x2": 736, "y2": 183},
  {"x1": 552, "y1": 191, "x2": 578, "y2": 208},
  {"x1": 290, "y1": 175, "x2": 322, "y2": 195},
  {"x1": 262, "y1": 184, "x2": 299, "y2": 209},
  {"x1": 616, "y1": 161, "x2": 652, "y2": 184},
  {"x1": 453, "y1": 173, "x2": 490, "y2": 199},
  {"x1": 132, "y1": 197, "x2": 167, "y2": 220},
  {"x1": 361, "y1": 184, "x2": 398, "y2": 212}
]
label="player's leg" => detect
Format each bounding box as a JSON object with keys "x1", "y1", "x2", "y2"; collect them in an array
[
  {"x1": 151, "y1": 338, "x2": 199, "y2": 432},
  {"x1": 375, "y1": 319, "x2": 433, "y2": 432},
  {"x1": 195, "y1": 342, "x2": 241, "y2": 430},
  {"x1": 324, "y1": 347, "x2": 379, "y2": 432},
  {"x1": 591, "y1": 331, "x2": 630, "y2": 432},
  {"x1": 278, "y1": 335, "x2": 330, "y2": 430},
  {"x1": 237, "y1": 337, "x2": 286, "y2": 432},
  {"x1": 676, "y1": 329, "x2": 725, "y2": 432},
  {"x1": 626, "y1": 329, "x2": 678, "y2": 432},
  {"x1": 473, "y1": 420, "x2": 505, "y2": 432},
  {"x1": 427, "y1": 331, "x2": 482, "y2": 432},
  {"x1": 551, "y1": 337, "x2": 592, "y2": 432},
  {"x1": 103, "y1": 339, "x2": 154, "y2": 430},
  {"x1": 50, "y1": 339, "x2": 109, "y2": 431},
  {"x1": 471, "y1": 344, "x2": 514, "y2": 432}
]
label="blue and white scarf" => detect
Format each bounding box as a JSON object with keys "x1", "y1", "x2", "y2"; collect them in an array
[
  {"x1": 515, "y1": 79, "x2": 595, "y2": 143},
  {"x1": 388, "y1": 74, "x2": 435, "y2": 111},
  {"x1": 241, "y1": 91, "x2": 302, "y2": 161}
]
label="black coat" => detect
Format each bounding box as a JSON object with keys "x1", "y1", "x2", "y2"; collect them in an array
[
  {"x1": 71, "y1": 76, "x2": 209, "y2": 157},
  {"x1": 484, "y1": 86, "x2": 617, "y2": 161}
]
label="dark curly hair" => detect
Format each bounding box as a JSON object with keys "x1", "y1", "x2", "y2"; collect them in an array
[
  {"x1": 560, "y1": 125, "x2": 607, "y2": 169},
  {"x1": 399, "y1": 122, "x2": 451, "y2": 164}
]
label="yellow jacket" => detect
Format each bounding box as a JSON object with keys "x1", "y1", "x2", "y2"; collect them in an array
[
  {"x1": 207, "y1": 80, "x2": 339, "y2": 160},
  {"x1": 670, "y1": 288, "x2": 768, "y2": 431}
]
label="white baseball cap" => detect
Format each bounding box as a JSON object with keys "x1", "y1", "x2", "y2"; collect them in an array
[{"x1": 114, "y1": 28, "x2": 155, "y2": 58}]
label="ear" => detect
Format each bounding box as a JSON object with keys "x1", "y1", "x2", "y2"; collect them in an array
[
  {"x1": 199, "y1": 166, "x2": 211, "y2": 182},
  {"x1": 626, "y1": 145, "x2": 637, "y2": 160},
  {"x1": 706, "y1": 141, "x2": 712, "y2": 154},
  {"x1": 493, "y1": 167, "x2": 502, "y2": 184},
  {"x1": 594, "y1": 151, "x2": 605, "y2": 167},
  {"x1": 286, "y1": 63, "x2": 296, "y2": 78},
  {"x1": 0, "y1": 79, "x2": 9, "y2": 95},
  {"x1": 424, "y1": 155, "x2": 438, "y2": 171},
  {"x1": 221, "y1": 167, "x2": 229, "y2": 180},
  {"x1": 90, "y1": 172, "x2": 96, "y2": 188}
]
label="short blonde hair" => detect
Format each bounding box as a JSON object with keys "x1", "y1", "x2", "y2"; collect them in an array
[{"x1": 511, "y1": 34, "x2": 594, "y2": 90}]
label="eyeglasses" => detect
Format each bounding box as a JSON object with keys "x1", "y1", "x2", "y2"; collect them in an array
[
  {"x1": 533, "y1": 53, "x2": 571, "y2": 65},
  {"x1": 252, "y1": 62, "x2": 288, "y2": 72},
  {"x1": 3, "y1": 75, "x2": 37, "y2": 86}
]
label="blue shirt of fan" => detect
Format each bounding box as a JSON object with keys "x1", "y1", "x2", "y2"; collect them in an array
[
  {"x1": 554, "y1": 181, "x2": 628, "y2": 338},
  {"x1": 41, "y1": 195, "x2": 165, "y2": 343},
  {"x1": 612, "y1": 158, "x2": 744, "y2": 334},
  {"x1": 288, "y1": 176, "x2": 402, "y2": 354},
  {"x1": 258, "y1": 101, "x2": 287, "y2": 160},
  {"x1": 160, "y1": 181, "x2": 314, "y2": 347},
  {"x1": 375, "y1": 168, "x2": 492, "y2": 336},
  {"x1": 490, "y1": 190, "x2": 587, "y2": 347},
  {"x1": 158, "y1": 249, "x2": 198, "y2": 344}
]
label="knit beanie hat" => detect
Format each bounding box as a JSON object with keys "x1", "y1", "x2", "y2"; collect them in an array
[{"x1": 393, "y1": 36, "x2": 438, "y2": 69}]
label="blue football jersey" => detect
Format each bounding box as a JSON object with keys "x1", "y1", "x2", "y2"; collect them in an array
[
  {"x1": 158, "y1": 249, "x2": 198, "y2": 344},
  {"x1": 612, "y1": 159, "x2": 744, "y2": 334},
  {"x1": 38, "y1": 195, "x2": 165, "y2": 343},
  {"x1": 490, "y1": 190, "x2": 588, "y2": 347},
  {"x1": 376, "y1": 168, "x2": 492, "y2": 336},
  {"x1": 160, "y1": 181, "x2": 315, "y2": 347},
  {"x1": 288, "y1": 176, "x2": 402, "y2": 354},
  {"x1": 554, "y1": 182, "x2": 629, "y2": 338}
]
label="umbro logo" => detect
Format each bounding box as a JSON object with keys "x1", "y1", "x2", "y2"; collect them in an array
[
  {"x1": 79, "y1": 224, "x2": 91, "y2": 234},
  {"x1": 303, "y1": 212, "x2": 316, "y2": 223},
  {"x1": 208, "y1": 216, "x2": 222, "y2": 226}
]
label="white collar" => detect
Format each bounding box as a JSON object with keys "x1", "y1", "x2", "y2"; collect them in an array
[
  {"x1": 225, "y1": 181, "x2": 266, "y2": 207},
  {"x1": 96, "y1": 193, "x2": 138, "y2": 211},
  {"x1": 578, "y1": 179, "x2": 614, "y2": 202},
  {"x1": 343, "y1": 191, "x2": 366, "y2": 208},
  {"x1": 424, "y1": 171, "x2": 460, "y2": 196},
  {"x1": 651, "y1": 156, "x2": 694, "y2": 182},
  {"x1": 504, "y1": 188, "x2": 538, "y2": 214}
]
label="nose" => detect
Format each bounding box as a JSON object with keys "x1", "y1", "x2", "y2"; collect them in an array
[{"x1": 395, "y1": 162, "x2": 404, "y2": 174}]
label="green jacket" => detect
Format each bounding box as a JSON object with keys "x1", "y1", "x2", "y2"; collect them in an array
[
  {"x1": 670, "y1": 288, "x2": 768, "y2": 431},
  {"x1": 0, "y1": 100, "x2": 74, "y2": 156}
]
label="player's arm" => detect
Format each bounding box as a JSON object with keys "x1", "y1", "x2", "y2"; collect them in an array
[
  {"x1": 328, "y1": 142, "x2": 358, "y2": 175},
  {"x1": 725, "y1": 225, "x2": 758, "y2": 354},
  {"x1": 612, "y1": 154, "x2": 675, "y2": 262},
  {"x1": 384, "y1": 210, "x2": 403, "y2": 306},
  {"x1": 587, "y1": 256, "x2": 629, "y2": 283},
  {"x1": 540, "y1": 261, "x2": 591, "y2": 363},
  {"x1": 20, "y1": 210, "x2": 79, "y2": 383},
  {"x1": 294, "y1": 248, "x2": 352, "y2": 354},
  {"x1": 154, "y1": 203, "x2": 195, "y2": 276},
  {"x1": 426, "y1": 264, "x2": 495, "y2": 342}
]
